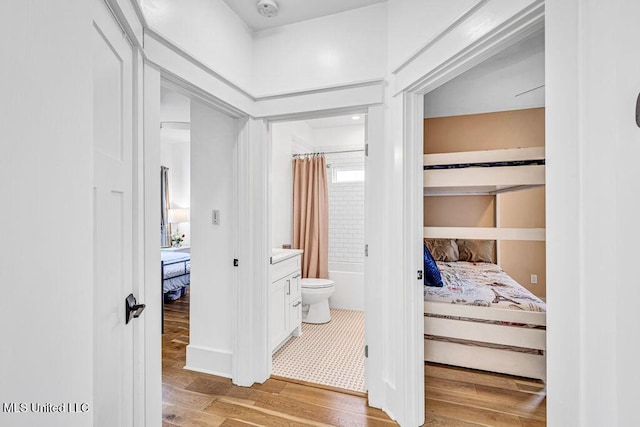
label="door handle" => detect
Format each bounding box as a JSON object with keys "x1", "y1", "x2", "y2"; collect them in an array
[
  {"x1": 293, "y1": 301, "x2": 302, "y2": 307},
  {"x1": 125, "y1": 293, "x2": 146, "y2": 324}
]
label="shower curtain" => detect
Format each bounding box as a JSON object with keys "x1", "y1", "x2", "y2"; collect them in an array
[{"x1": 292, "y1": 155, "x2": 329, "y2": 279}]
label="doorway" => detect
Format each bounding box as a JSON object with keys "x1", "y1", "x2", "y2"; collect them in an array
[
  {"x1": 417, "y1": 28, "x2": 548, "y2": 425},
  {"x1": 269, "y1": 113, "x2": 368, "y2": 394},
  {"x1": 156, "y1": 80, "x2": 241, "y2": 384},
  {"x1": 159, "y1": 87, "x2": 192, "y2": 337}
]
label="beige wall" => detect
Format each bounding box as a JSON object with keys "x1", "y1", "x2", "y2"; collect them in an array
[
  {"x1": 424, "y1": 107, "x2": 545, "y2": 153},
  {"x1": 499, "y1": 186, "x2": 546, "y2": 297},
  {"x1": 424, "y1": 196, "x2": 495, "y2": 227},
  {"x1": 424, "y1": 108, "x2": 546, "y2": 298}
]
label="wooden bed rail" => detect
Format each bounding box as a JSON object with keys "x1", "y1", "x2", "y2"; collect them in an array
[{"x1": 423, "y1": 226, "x2": 545, "y2": 241}]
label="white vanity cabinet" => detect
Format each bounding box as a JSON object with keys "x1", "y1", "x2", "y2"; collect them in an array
[{"x1": 269, "y1": 250, "x2": 303, "y2": 353}]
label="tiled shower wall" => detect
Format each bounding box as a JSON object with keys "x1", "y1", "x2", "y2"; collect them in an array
[{"x1": 325, "y1": 150, "x2": 365, "y2": 264}]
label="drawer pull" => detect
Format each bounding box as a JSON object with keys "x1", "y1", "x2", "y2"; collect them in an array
[
  {"x1": 292, "y1": 273, "x2": 301, "y2": 279},
  {"x1": 292, "y1": 301, "x2": 302, "y2": 307}
]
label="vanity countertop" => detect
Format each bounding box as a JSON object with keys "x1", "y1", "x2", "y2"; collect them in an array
[{"x1": 271, "y1": 248, "x2": 303, "y2": 264}]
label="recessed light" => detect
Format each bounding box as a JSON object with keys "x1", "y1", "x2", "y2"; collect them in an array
[{"x1": 352, "y1": 115, "x2": 360, "y2": 120}]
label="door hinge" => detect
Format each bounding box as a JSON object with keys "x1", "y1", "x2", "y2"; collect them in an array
[
  {"x1": 417, "y1": 270, "x2": 423, "y2": 280},
  {"x1": 364, "y1": 244, "x2": 368, "y2": 257},
  {"x1": 233, "y1": 259, "x2": 239, "y2": 267},
  {"x1": 365, "y1": 345, "x2": 368, "y2": 358},
  {"x1": 365, "y1": 143, "x2": 369, "y2": 157}
]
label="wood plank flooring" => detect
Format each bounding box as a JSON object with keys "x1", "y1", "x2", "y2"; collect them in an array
[{"x1": 162, "y1": 292, "x2": 546, "y2": 426}]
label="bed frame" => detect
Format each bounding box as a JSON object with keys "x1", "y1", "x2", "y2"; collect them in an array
[
  {"x1": 423, "y1": 146, "x2": 546, "y2": 381},
  {"x1": 161, "y1": 254, "x2": 190, "y2": 334},
  {"x1": 424, "y1": 146, "x2": 545, "y2": 196},
  {"x1": 424, "y1": 302, "x2": 546, "y2": 380}
]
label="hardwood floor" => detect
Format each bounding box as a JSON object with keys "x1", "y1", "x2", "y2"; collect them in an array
[{"x1": 162, "y1": 292, "x2": 546, "y2": 426}]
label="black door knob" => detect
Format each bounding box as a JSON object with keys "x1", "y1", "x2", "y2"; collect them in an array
[{"x1": 125, "y1": 293, "x2": 146, "y2": 324}]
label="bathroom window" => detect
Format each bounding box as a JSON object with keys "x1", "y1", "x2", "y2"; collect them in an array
[{"x1": 330, "y1": 164, "x2": 364, "y2": 183}]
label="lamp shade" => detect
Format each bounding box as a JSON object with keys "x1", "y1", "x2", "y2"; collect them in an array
[{"x1": 168, "y1": 208, "x2": 190, "y2": 224}]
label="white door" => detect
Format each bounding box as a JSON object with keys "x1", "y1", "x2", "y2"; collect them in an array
[
  {"x1": 92, "y1": 0, "x2": 136, "y2": 425},
  {"x1": 364, "y1": 105, "x2": 385, "y2": 406}
]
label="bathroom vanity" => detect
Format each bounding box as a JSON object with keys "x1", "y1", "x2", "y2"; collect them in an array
[{"x1": 270, "y1": 249, "x2": 303, "y2": 353}]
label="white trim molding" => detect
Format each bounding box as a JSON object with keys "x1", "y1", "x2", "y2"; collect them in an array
[
  {"x1": 393, "y1": 0, "x2": 544, "y2": 96},
  {"x1": 144, "y1": 29, "x2": 255, "y2": 116},
  {"x1": 233, "y1": 117, "x2": 271, "y2": 386},
  {"x1": 142, "y1": 62, "x2": 163, "y2": 427},
  {"x1": 144, "y1": 27, "x2": 386, "y2": 120},
  {"x1": 254, "y1": 81, "x2": 385, "y2": 119},
  {"x1": 392, "y1": 0, "x2": 490, "y2": 75},
  {"x1": 398, "y1": 91, "x2": 426, "y2": 426}
]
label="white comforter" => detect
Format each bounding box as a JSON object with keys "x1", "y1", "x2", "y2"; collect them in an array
[{"x1": 424, "y1": 261, "x2": 546, "y2": 313}]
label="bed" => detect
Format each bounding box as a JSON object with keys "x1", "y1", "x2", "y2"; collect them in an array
[
  {"x1": 161, "y1": 250, "x2": 191, "y2": 301},
  {"x1": 423, "y1": 146, "x2": 547, "y2": 380},
  {"x1": 161, "y1": 249, "x2": 190, "y2": 333},
  {"x1": 423, "y1": 257, "x2": 546, "y2": 380}
]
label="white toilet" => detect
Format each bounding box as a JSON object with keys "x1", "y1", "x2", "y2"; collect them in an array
[{"x1": 300, "y1": 278, "x2": 335, "y2": 324}]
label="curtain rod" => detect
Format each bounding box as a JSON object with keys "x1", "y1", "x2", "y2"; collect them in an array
[{"x1": 292, "y1": 148, "x2": 364, "y2": 157}]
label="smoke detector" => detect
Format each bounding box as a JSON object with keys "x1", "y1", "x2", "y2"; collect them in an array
[{"x1": 256, "y1": 0, "x2": 279, "y2": 18}]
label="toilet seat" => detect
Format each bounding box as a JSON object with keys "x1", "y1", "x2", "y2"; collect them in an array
[{"x1": 300, "y1": 278, "x2": 334, "y2": 289}]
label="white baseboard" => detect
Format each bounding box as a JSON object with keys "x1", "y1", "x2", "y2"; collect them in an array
[{"x1": 185, "y1": 344, "x2": 232, "y2": 379}]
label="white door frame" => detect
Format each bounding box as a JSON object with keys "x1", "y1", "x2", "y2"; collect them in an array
[
  {"x1": 256, "y1": 104, "x2": 385, "y2": 402},
  {"x1": 93, "y1": 0, "x2": 148, "y2": 425},
  {"x1": 398, "y1": 7, "x2": 545, "y2": 427}
]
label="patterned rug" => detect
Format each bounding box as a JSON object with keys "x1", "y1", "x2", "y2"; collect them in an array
[{"x1": 272, "y1": 309, "x2": 366, "y2": 393}]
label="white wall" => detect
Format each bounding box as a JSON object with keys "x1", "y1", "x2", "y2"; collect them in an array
[
  {"x1": 0, "y1": 2, "x2": 93, "y2": 426},
  {"x1": 326, "y1": 152, "x2": 365, "y2": 263},
  {"x1": 160, "y1": 89, "x2": 191, "y2": 245},
  {"x1": 161, "y1": 87, "x2": 190, "y2": 122},
  {"x1": 314, "y1": 126, "x2": 366, "y2": 264},
  {"x1": 165, "y1": 142, "x2": 191, "y2": 246},
  {"x1": 424, "y1": 30, "x2": 544, "y2": 117},
  {"x1": 270, "y1": 121, "x2": 313, "y2": 249},
  {"x1": 387, "y1": 0, "x2": 478, "y2": 71},
  {"x1": 252, "y1": 3, "x2": 388, "y2": 96},
  {"x1": 547, "y1": 0, "x2": 640, "y2": 425},
  {"x1": 142, "y1": 0, "x2": 253, "y2": 90},
  {"x1": 186, "y1": 101, "x2": 236, "y2": 377}
]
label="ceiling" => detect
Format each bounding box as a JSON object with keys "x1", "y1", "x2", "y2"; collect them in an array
[
  {"x1": 221, "y1": 0, "x2": 386, "y2": 31},
  {"x1": 304, "y1": 114, "x2": 365, "y2": 129}
]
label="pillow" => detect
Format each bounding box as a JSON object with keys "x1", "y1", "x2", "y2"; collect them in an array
[
  {"x1": 456, "y1": 239, "x2": 495, "y2": 263},
  {"x1": 423, "y1": 243, "x2": 443, "y2": 287},
  {"x1": 424, "y1": 238, "x2": 459, "y2": 262}
]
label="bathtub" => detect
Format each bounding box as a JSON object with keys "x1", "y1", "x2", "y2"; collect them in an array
[{"x1": 328, "y1": 262, "x2": 364, "y2": 311}]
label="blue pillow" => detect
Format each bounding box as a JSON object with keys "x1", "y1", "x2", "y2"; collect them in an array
[{"x1": 424, "y1": 243, "x2": 444, "y2": 287}]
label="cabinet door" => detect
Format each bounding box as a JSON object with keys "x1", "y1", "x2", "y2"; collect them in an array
[
  {"x1": 269, "y1": 275, "x2": 289, "y2": 352},
  {"x1": 289, "y1": 270, "x2": 302, "y2": 301},
  {"x1": 289, "y1": 297, "x2": 302, "y2": 334}
]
